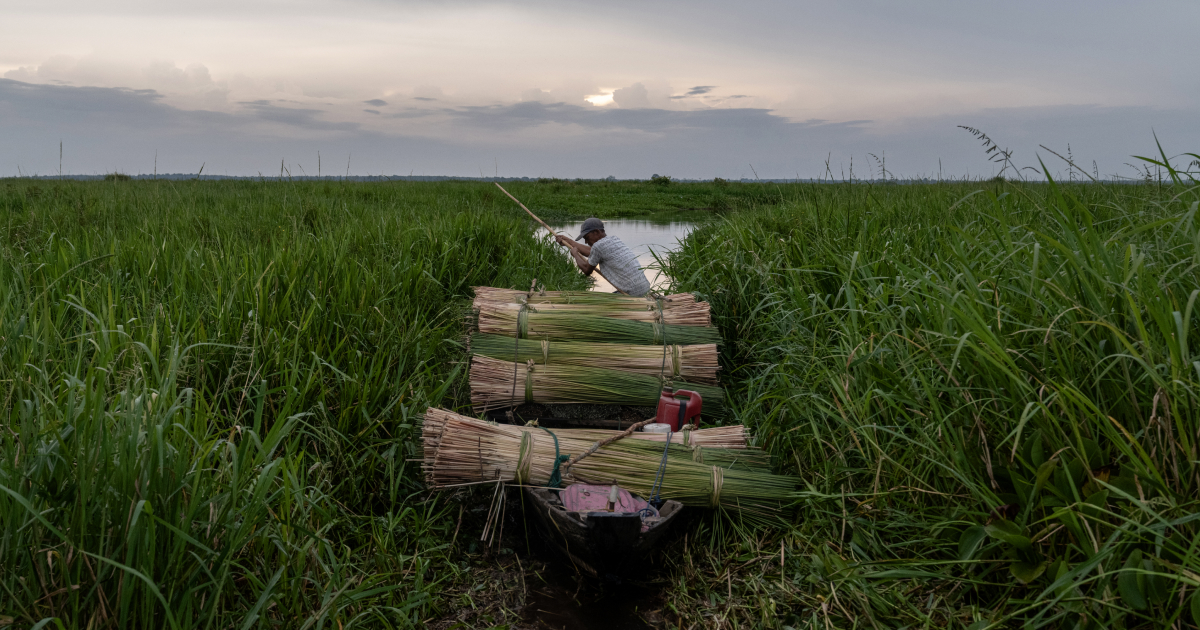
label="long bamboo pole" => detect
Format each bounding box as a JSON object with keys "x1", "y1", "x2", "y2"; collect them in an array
[{"x1": 494, "y1": 182, "x2": 628, "y2": 295}]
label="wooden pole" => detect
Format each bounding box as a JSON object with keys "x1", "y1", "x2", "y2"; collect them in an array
[{"x1": 494, "y1": 182, "x2": 628, "y2": 295}]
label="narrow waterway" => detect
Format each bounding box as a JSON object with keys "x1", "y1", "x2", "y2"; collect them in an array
[{"x1": 539, "y1": 219, "x2": 697, "y2": 293}]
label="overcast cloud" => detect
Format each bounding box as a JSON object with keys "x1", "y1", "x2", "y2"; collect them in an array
[{"x1": 1, "y1": 0, "x2": 1197, "y2": 178}]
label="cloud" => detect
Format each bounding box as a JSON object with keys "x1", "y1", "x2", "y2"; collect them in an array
[
  {"x1": 364, "y1": 109, "x2": 380, "y2": 114},
  {"x1": 142, "y1": 62, "x2": 219, "y2": 92},
  {"x1": 363, "y1": 99, "x2": 387, "y2": 106},
  {"x1": 520, "y1": 88, "x2": 555, "y2": 103},
  {"x1": 2, "y1": 77, "x2": 1199, "y2": 181},
  {"x1": 612, "y1": 83, "x2": 650, "y2": 109},
  {"x1": 237, "y1": 100, "x2": 360, "y2": 131},
  {"x1": 671, "y1": 85, "x2": 717, "y2": 99},
  {"x1": 442, "y1": 100, "x2": 834, "y2": 133},
  {"x1": 412, "y1": 85, "x2": 445, "y2": 100}
]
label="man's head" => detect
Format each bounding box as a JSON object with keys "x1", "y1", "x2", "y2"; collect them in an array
[{"x1": 576, "y1": 217, "x2": 606, "y2": 245}]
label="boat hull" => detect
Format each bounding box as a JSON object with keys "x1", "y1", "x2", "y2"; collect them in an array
[{"x1": 524, "y1": 486, "x2": 682, "y2": 578}]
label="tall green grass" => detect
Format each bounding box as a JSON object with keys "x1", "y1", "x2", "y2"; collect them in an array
[
  {"x1": 7, "y1": 172, "x2": 1199, "y2": 628},
  {"x1": 665, "y1": 172, "x2": 1200, "y2": 628},
  {"x1": 0, "y1": 179, "x2": 586, "y2": 627}
]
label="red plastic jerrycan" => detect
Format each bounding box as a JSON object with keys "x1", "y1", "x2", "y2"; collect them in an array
[{"x1": 655, "y1": 388, "x2": 703, "y2": 431}]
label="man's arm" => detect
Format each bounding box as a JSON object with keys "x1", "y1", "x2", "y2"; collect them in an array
[
  {"x1": 556, "y1": 234, "x2": 592, "y2": 257},
  {"x1": 569, "y1": 247, "x2": 595, "y2": 275},
  {"x1": 556, "y1": 234, "x2": 595, "y2": 274}
]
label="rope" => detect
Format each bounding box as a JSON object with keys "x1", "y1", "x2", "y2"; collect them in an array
[
  {"x1": 656, "y1": 296, "x2": 669, "y2": 384},
  {"x1": 516, "y1": 304, "x2": 529, "y2": 338},
  {"x1": 539, "y1": 427, "x2": 570, "y2": 488},
  {"x1": 508, "y1": 304, "x2": 526, "y2": 410},
  {"x1": 710, "y1": 466, "x2": 724, "y2": 508},
  {"x1": 515, "y1": 432, "x2": 533, "y2": 484},
  {"x1": 562, "y1": 418, "x2": 655, "y2": 472},
  {"x1": 647, "y1": 429, "x2": 672, "y2": 507},
  {"x1": 524, "y1": 360, "x2": 535, "y2": 403}
]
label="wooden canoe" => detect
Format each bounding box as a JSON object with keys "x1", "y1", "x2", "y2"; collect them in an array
[{"x1": 524, "y1": 484, "x2": 683, "y2": 579}]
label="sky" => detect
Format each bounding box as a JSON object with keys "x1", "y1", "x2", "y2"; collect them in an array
[{"x1": 1, "y1": 0, "x2": 1197, "y2": 179}]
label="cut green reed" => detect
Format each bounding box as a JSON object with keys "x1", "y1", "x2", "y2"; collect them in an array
[
  {"x1": 469, "y1": 333, "x2": 720, "y2": 383},
  {"x1": 476, "y1": 307, "x2": 722, "y2": 344},
  {"x1": 663, "y1": 162, "x2": 1200, "y2": 628},
  {"x1": 469, "y1": 355, "x2": 727, "y2": 416},
  {"x1": 472, "y1": 288, "x2": 713, "y2": 326},
  {"x1": 473, "y1": 286, "x2": 703, "y2": 307},
  {"x1": 0, "y1": 178, "x2": 588, "y2": 628},
  {"x1": 421, "y1": 409, "x2": 795, "y2": 524}
]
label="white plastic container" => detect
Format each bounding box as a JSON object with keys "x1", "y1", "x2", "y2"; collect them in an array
[{"x1": 641, "y1": 423, "x2": 672, "y2": 433}]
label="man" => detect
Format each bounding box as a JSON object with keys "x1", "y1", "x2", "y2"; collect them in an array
[{"x1": 555, "y1": 217, "x2": 652, "y2": 297}]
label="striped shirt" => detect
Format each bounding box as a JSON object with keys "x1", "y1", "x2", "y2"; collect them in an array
[{"x1": 587, "y1": 236, "x2": 651, "y2": 297}]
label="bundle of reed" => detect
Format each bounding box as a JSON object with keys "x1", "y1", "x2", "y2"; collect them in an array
[
  {"x1": 470, "y1": 334, "x2": 720, "y2": 385},
  {"x1": 421, "y1": 409, "x2": 795, "y2": 522},
  {"x1": 473, "y1": 287, "x2": 701, "y2": 308},
  {"x1": 476, "y1": 306, "x2": 721, "y2": 345},
  {"x1": 579, "y1": 438, "x2": 771, "y2": 473},
  {"x1": 478, "y1": 301, "x2": 711, "y2": 327},
  {"x1": 420, "y1": 410, "x2": 753, "y2": 466},
  {"x1": 694, "y1": 447, "x2": 772, "y2": 473},
  {"x1": 470, "y1": 355, "x2": 726, "y2": 416},
  {"x1": 580, "y1": 440, "x2": 790, "y2": 517},
  {"x1": 539, "y1": 424, "x2": 750, "y2": 451}
]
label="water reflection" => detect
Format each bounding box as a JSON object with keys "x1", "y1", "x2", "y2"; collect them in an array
[{"x1": 538, "y1": 219, "x2": 696, "y2": 292}]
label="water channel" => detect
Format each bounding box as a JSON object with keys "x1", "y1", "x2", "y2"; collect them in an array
[{"x1": 539, "y1": 219, "x2": 697, "y2": 292}]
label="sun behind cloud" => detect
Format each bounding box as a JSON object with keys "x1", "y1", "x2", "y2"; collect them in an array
[{"x1": 584, "y1": 90, "x2": 615, "y2": 106}]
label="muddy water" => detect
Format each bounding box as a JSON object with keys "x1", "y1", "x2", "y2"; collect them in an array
[{"x1": 538, "y1": 219, "x2": 697, "y2": 293}]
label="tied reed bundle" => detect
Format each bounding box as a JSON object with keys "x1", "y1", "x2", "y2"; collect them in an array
[
  {"x1": 473, "y1": 288, "x2": 712, "y2": 327},
  {"x1": 474, "y1": 287, "x2": 701, "y2": 307},
  {"x1": 421, "y1": 411, "x2": 753, "y2": 463},
  {"x1": 476, "y1": 306, "x2": 721, "y2": 345},
  {"x1": 558, "y1": 424, "x2": 751, "y2": 450},
  {"x1": 469, "y1": 334, "x2": 720, "y2": 385},
  {"x1": 470, "y1": 355, "x2": 727, "y2": 416},
  {"x1": 421, "y1": 409, "x2": 795, "y2": 522}
]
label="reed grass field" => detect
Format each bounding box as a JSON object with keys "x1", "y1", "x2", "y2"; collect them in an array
[
  {"x1": 662, "y1": 164, "x2": 1200, "y2": 628},
  {"x1": 2, "y1": 168, "x2": 1199, "y2": 628}
]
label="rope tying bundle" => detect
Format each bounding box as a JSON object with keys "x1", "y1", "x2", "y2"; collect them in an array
[
  {"x1": 523, "y1": 360, "x2": 535, "y2": 403},
  {"x1": 656, "y1": 296, "x2": 671, "y2": 385},
  {"x1": 539, "y1": 427, "x2": 570, "y2": 488},
  {"x1": 515, "y1": 432, "x2": 533, "y2": 484},
  {"x1": 508, "y1": 303, "x2": 527, "y2": 410},
  {"x1": 516, "y1": 305, "x2": 530, "y2": 339},
  {"x1": 710, "y1": 466, "x2": 724, "y2": 508},
  {"x1": 647, "y1": 429, "x2": 673, "y2": 507}
]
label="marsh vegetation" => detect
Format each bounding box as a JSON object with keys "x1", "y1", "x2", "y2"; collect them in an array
[{"x1": 2, "y1": 170, "x2": 1198, "y2": 628}]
